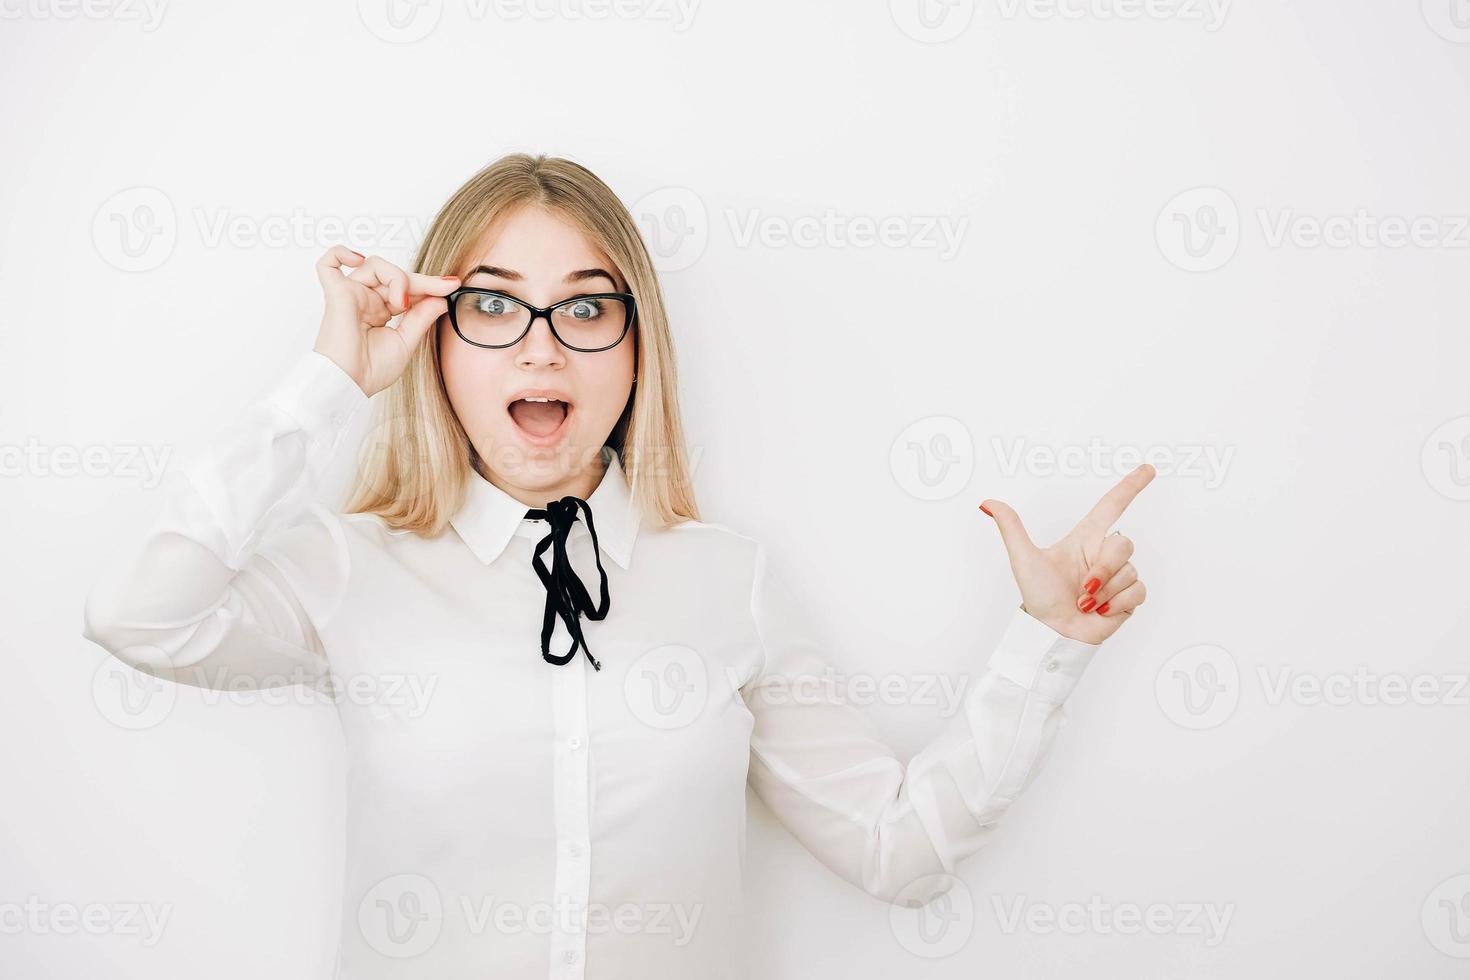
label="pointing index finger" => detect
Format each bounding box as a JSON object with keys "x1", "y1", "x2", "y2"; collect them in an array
[{"x1": 1078, "y1": 463, "x2": 1156, "y2": 534}]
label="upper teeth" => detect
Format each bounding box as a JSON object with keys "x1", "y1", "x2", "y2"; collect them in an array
[{"x1": 523, "y1": 397, "x2": 557, "y2": 402}]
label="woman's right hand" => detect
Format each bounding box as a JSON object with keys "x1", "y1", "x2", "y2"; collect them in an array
[{"x1": 312, "y1": 246, "x2": 461, "y2": 397}]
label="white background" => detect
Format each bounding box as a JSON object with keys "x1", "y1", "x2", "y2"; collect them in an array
[{"x1": 4, "y1": 0, "x2": 1469, "y2": 976}]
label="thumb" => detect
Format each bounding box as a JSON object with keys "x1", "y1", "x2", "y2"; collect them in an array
[
  {"x1": 396, "y1": 295, "x2": 448, "y2": 353},
  {"x1": 979, "y1": 499, "x2": 1035, "y2": 559}
]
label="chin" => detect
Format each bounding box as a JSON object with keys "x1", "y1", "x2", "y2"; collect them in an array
[{"x1": 484, "y1": 427, "x2": 589, "y2": 478}]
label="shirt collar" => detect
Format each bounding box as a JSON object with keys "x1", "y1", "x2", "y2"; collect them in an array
[{"x1": 450, "y1": 447, "x2": 640, "y2": 570}]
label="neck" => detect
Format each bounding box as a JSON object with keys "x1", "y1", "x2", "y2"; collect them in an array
[{"x1": 479, "y1": 453, "x2": 608, "y2": 510}]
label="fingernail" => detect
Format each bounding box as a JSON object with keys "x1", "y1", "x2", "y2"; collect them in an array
[
  {"x1": 440, "y1": 275, "x2": 459, "y2": 280},
  {"x1": 1096, "y1": 602, "x2": 1110, "y2": 615},
  {"x1": 1084, "y1": 577, "x2": 1100, "y2": 595},
  {"x1": 349, "y1": 249, "x2": 364, "y2": 259},
  {"x1": 979, "y1": 503, "x2": 994, "y2": 517},
  {"x1": 1079, "y1": 596, "x2": 1097, "y2": 613}
]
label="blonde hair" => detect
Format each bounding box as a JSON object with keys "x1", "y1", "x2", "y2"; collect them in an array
[{"x1": 341, "y1": 153, "x2": 701, "y2": 533}]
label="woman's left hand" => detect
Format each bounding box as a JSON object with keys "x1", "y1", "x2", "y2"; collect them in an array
[{"x1": 980, "y1": 464, "x2": 1156, "y2": 644}]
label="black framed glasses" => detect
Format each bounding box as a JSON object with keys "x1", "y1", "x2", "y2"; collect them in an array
[{"x1": 446, "y1": 288, "x2": 637, "y2": 352}]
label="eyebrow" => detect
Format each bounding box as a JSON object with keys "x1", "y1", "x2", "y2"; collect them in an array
[{"x1": 467, "y1": 265, "x2": 620, "y2": 289}]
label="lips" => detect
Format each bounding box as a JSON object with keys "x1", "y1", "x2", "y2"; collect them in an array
[
  {"x1": 508, "y1": 398, "x2": 570, "y2": 438},
  {"x1": 504, "y1": 389, "x2": 576, "y2": 446}
]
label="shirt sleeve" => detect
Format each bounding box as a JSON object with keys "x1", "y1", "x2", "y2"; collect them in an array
[
  {"x1": 81, "y1": 350, "x2": 370, "y2": 691},
  {"x1": 740, "y1": 538, "x2": 1100, "y2": 905}
]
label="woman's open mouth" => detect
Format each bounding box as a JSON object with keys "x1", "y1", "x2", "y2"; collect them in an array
[{"x1": 507, "y1": 396, "x2": 574, "y2": 446}]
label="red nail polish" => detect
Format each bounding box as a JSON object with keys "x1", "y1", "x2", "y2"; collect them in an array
[
  {"x1": 1079, "y1": 597, "x2": 1097, "y2": 613},
  {"x1": 979, "y1": 504, "x2": 993, "y2": 517},
  {"x1": 1084, "y1": 578, "x2": 1100, "y2": 595},
  {"x1": 1096, "y1": 602, "x2": 1110, "y2": 615}
]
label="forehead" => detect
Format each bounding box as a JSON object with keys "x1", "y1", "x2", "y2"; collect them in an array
[{"x1": 466, "y1": 205, "x2": 616, "y2": 278}]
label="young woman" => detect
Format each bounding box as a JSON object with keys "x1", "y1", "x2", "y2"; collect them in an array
[{"x1": 82, "y1": 154, "x2": 1152, "y2": 979}]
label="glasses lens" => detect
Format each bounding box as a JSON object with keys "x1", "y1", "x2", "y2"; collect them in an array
[
  {"x1": 455, "y1": 292, "x2": 531, "y2": 346},
  {"x1": 551, "y1": 296, "x2": 629, "y2": 350}
]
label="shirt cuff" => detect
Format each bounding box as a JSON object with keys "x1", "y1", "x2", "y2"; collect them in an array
[
  {"x1": 984, "y1": 606, "x2": 1100, "y2": 703},
  {"x1": 263, "y1": 350, "x2": 370, "y2": 438}
]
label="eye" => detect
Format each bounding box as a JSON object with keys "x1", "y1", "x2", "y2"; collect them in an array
[
  {"x1": 474, "y1": 294, "x2": 517, "y2": 316},
  {"x1": 558, "y1": 298, "x2": 604, "y2": 321}
]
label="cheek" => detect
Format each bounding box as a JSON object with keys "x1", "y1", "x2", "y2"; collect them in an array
[
  {"x1": 438, "y1": 321, "x2": 468, "y2": 408},
  {"x1": 586, "y1": 345, "x2": 636, "y2": 418},
  {"x1": 439, "y1": 321, "x2": 508, "y2": 433}
]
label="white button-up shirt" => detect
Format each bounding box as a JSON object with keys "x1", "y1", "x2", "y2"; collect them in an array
[{"x1": 82, "y1": 350, "x2": 1100, "y2": 980}]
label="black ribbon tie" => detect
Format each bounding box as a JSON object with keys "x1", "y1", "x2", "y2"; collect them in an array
[{"x1": 524, "y1": 495, "x2": 611, "y2": 671}]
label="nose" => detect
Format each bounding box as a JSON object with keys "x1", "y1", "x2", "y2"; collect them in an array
[{"x1": 515, "y1": 312, "x2": 567, "y2": 370}]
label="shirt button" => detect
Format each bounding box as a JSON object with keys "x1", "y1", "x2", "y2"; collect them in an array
[
  {"x1": 1045, "y1": 660, "x2": 1060, "y2": 673},
  {"x1": 567, "y1": 735, "x2": 583, "y2": 750},
  {"x1": 563, "y1": 950, "x2": 578, "y2": 964},
  {"x1": 566, "y1": 842, "x2": 582, "y2": 856}
]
